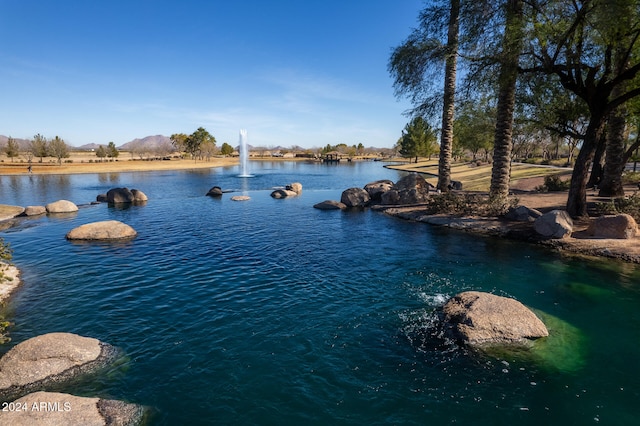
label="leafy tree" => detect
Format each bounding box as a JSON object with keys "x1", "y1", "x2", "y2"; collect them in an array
[
  {"x1": 107, "y1": 141, "x2": 119, "y2": 159},
  {"x1": 521, "y1": 0, "x2": 640, "y2": 217},
  {"x1": 49, "y1": 136, "x2": 69, "y2": 165},
  {"x1": 96, "y1": 145, "x2": 107, "y2": 161},
  {"x1": 398, "y1": 116, "x2": 437, "y2": 162},
  {"x1": 185, "y1": 127, "x2": 216, "y2": 161},
  {"x1": 4, "y1": 137, "x2": 19, "y2": 162},
  {"x1": 220, "y1": 142, "x2": 234, "y2": 156},
  {"x1": 454, "y1": 99, "x2": 495, "y2": 160},
  {"x1": 31, "y1": 133, "x2": 48, "y2": 162},
  {"x1": 170, "y1": 133, "x2": 188, "y2": 155}
]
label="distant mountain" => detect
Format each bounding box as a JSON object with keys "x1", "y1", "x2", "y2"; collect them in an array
[
  {"x1": 118, "y1": 135, "x2": 172, "y2": 151},
  {"x1": 0, "y1": 135, "x2": 31, "y2": 150},
  {"x1": 76, "y1": 143, "x2": 102, "y2": 151}
]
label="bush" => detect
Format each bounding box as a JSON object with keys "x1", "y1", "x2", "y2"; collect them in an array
[
  {"x1": 536, "y1": 174, "x2": 571, "y2": 192},
  {"x1": 623, "y1": 172, "x2": 640, "y2": 185},
  {"x1": 596, "y1": 192, "x2": 640, "y2": 222},
  {"x1": 426, "y1": 192, "x2": 518, "y2": 217}
]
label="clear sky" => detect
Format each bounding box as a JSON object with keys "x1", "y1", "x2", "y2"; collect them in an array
[{"x1": 0, "y1": 0, "x2": 424, "y2": 149}]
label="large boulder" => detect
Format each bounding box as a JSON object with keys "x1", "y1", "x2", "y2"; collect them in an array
[
  {"x1": 45, "y1": 200, "x2": 78, "y2": 214},
  {"x1": 0, "y1": 333, "x2": 120, "y2": 401},
  {"x1": 364, "y1": 180, "x2": 394, "y2": 202},
  {"x1": 340, "y1": 188, "x2": 371, "y2": 208},
  {"x1": 66, "y1": 220, "x2": 137, "y2": 241},
  {"x1": 533, "y1": 209, "x2": 573, "y2": 238},
  {"x1": 206, "y1": 186, "x2": 223, "y2": 197},
  {"x1": 105, "y1": 187, "x2": 146, "y2": 204},
  {"x1": 381, "y1": 173, "x2": 432, "y2": 205},
  {"x1": 0, "y1": 391, "x2": 145, "y2": 426},
  {"x1": 106, "y1": 188, "x2": 134, "y2": 204},
  {"x1": 0, "y1": 205, "x2": 25, "y2": 221},
  {"x1": 313, "y1": 200, "x2": 347, "y2": 210},
  {"x1": 587, "y1": 214, "x2": 638, "y2": 239},
  {"x1": 442, "y1": 291, "x2": 549, "y2": 347}
]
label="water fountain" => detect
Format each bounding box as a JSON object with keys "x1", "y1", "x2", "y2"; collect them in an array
[{"x1": 238, "y1": 129, "x2": 253, "y2": 177}]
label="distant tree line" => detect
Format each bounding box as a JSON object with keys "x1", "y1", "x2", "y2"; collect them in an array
[{"x1": 2, "y1": 134, "x2": 71, "y2": 165}]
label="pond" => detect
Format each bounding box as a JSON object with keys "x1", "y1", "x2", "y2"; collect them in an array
[{"x1": 1, "y1": 160, "x2": 639, "y2": 425}]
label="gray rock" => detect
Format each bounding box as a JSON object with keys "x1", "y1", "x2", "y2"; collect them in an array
[
  {"x1": 534, "y1": 210, "x2": 573, "y2": 238},
  {"x1": 23, "y1": 206, "x2": 47, "y2": 217},
  {"x1": 231, "y1": 195, "x2": 250, "y2": 201},
  {"x1": 206, "y1": 186, "x2": 223, "y2": 197},
  {"x1": 364, "y1": 180, "x2": 394, "y2": 202},
  {"x1": 106, "y1": 188, "x2": 134, "y2": 204},
  {"x1": 45, "y1": 200, "x2": 78, "y2": 214},
  {"x1": 587, "y1": 214, "x2": 638, "y2": 239},
  {"x1": 381, "y1": 173, "x2": 432, "y2": 205},
  {"x1": 340, "y1": 187, "x2": 371, "y2": 208},
  {"x1": 313, "y1": 200, "x2": 347, "y2": 210},
  {"x1": 442, "y1": 291, "x2": 549, "y2": 347},
  {"x1": 66, "y1": 220, "x2": 137, "y2": 241},
  {"x1": 0, "y1": 391, "x2": 145, "y2": 426},
  {"x1": 0, "y1": 333, "x2": 120, "y2": 401},
  {"x1": 504, "y1": 205, "x2": 542, "y2": 222},
  {"x1": 96, "y1": 194, "x2": 108, "y2": 202}
]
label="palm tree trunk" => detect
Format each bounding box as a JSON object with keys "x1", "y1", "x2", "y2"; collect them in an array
[
  {"x1": 437, "y1": 0, "x2": 460, "y2": 192},
  {"x1": 489, "y1": 0, "x2": 524, "y2": 199}
]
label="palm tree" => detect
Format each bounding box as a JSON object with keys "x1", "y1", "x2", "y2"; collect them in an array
[
  {"x1": 437, "y1": 0, "x2": 460, "y2": 192},
  {"x1": 489, "y1": 0, "x2": 524, "y2": 200}
]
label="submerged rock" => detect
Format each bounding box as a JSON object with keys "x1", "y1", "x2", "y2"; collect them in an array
[
  {"x1": 313, "y1": 200, "x2": 347, "y2": 210},
  {"x1": 206, "y1": 186, "x2": 223, "y2": 197},
  {"x1": 231, "y1": 195, "x2": 250, "y2": 201},
  {"x1": 66, "y1": 220, "x2": 137, "y2": 241},
  {"x1": 0, "y1": 333, "x2": 120, "y2": 401},
  {"x1": 0, "y1": 391, "x2": 145, "y2": 426},
  {"x1": 23, "y1": 206, "x2": 46, "y2": 216},
  {"x1": 442, "y1": 291, "x2": 548, "y2": 347}
]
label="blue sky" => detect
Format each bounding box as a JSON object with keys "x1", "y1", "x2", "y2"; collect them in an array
[{"x1": 0, "y1": 0, "x2": 424, "y2": 148}]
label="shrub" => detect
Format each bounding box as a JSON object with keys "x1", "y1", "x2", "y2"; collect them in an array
[
  {"x1": 536, "y1": 174, "x2": 570, "y2": 192},
  {"x1": 596, "y1": 192, "x2": 640, "y2": 222},
  {"x1": 622, "y1": 172, "x2": 640, "y2": 185}
]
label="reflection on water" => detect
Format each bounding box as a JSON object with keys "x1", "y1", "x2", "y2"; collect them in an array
[{"x1": 1, "y1": 161, "x2": 640, "y2": 425}]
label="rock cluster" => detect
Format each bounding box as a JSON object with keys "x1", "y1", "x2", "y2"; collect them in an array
[
  {"x1": 271, "y1": 182, "x2": 303, "y2": 198},
  {"x1": 315, "y1": 173, "x2": 433, "y2": 210},
  {"x1": 0, "y1": 332, "x2": 144, "y2": 424},
  {"x1": 97, "y1": 188, "x2": 148, "y2": 204}
]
